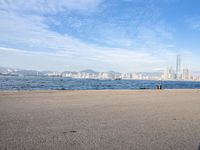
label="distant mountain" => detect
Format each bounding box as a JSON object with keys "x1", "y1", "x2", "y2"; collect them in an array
[
  {"x1": 15, "y1": 70, "x2": 41, "y2": 76},
  {"x1": 62, "y1": 71, "x2": 78, "y2": 74},
  {"x1": 140, "y1": 72, "x2": 163, "y2": 77},
  {"x1": 107, "y1": 71, "x2": 121, "y2": 74},
  {"x1": 0, "y1": 67, "x2": 44, "y2": 76},
  {"x1": 0, "y1": 66, "x2": 163, "y2": 79},
  {"x1": 80, "y1": 69, "x2": 97, "y2": 74},
  {"x1": 0, "y1": 66, "x2": 20, "y2": 73}
]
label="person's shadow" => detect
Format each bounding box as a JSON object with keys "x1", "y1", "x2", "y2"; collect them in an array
[{"x1": 198, "y1": 143, "x2": 200, "y2": 150}]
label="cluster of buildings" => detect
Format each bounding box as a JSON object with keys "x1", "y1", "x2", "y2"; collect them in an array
[
  {"x1": 46, "y1": 55, "x2": 200, "y2": 81},
  {"x1": 162, "y1": 55, "x2": 200, "y2": 81},
  {"x1": 162, "y1": 67, "x2": 194, "y2": 80},
  {"x1": 1, "y1": 55, "x2": 199, "y2": 81},
  {"x1": 47, "y1": 71, "x2": 161, "y2": 80}
]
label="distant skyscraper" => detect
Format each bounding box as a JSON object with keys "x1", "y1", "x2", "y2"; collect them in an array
[
  {"x1": 176, "y1": 55, "x2": 181, "y2": 80},
  {"x1": 182, "y1": 68, "x2": 190, "y2": 80},
  {"x1": 164, "y1": 67, "x2": 175, "y2": 80}
]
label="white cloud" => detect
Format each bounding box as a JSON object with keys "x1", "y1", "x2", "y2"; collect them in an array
[
  {"x1": 0, "y1": 46, "x2": 174, "y2": 72},
  {"x1": 0, "y1": 11, "x2": 176, "y2": 72},
  {"x1": 0, "y1": 0, "x2": 192, "y2": 72},
  {"x1": 137, "y1": 21, "x2": 173, "y2": 48},
  {"x1": 186, "y1": 16, "x2": 200, "y2": 31},
  {"x1": 0, "y1": 0, "x2": 103, "y2": 14}
]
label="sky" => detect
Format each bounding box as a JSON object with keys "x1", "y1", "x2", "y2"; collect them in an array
[{"x1": 0, "y1": 0, "x2": 200, "y2": 73}]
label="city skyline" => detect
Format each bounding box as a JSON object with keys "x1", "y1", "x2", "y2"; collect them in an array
[
  {"x1": 163, "y1": 54, "x2": 198, "y2": 80},
  {"x1": 1, "y1": 52, "x2": 200, "y2": 77},
  {"x1": 1, "y1": 57, "x2": 200, "y2": 81},
  {"x1": 0, "y1": 0, "x2": 200, "y2": 72}
]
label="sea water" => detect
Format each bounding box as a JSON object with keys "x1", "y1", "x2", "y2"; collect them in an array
[{"x1": 0, "y1": 76, "x2": 200, "y2": 90}]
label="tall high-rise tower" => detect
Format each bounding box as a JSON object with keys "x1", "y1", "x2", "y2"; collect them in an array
[{"x1": 176, "y1": 55, "x2": 181, "y2": 79}]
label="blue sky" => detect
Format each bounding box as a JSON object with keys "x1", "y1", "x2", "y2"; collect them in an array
[{"x1": 0, "y1": 0, "x2": 200, "y2": 73}]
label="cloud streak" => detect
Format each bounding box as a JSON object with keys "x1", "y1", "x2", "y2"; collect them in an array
[
  {"x1": 0, "y1": 0, "x2": 199, "y2": 72},
  {"x1": 0, "y1": 0, "x2": 103, "y2": 14},
  {"x1": 186, "y1": 16, "x2": 200, "y2": 31}
]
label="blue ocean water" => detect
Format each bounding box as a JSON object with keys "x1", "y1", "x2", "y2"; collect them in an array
[{"x1": 0, "y1": 76, "x2": 200, "y2": 90}]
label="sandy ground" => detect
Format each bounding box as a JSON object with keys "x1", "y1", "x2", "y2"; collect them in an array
[{"x1": 0, "y1": 90, "x2": 200, "y2": 150}]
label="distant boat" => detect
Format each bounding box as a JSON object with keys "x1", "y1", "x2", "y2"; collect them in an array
[
  {"x1": 139, "y1": 87, "x2": 150, "y2": 90},
  {"x1": 0, "y1": 73, "x2": 19, "y2": 76},
  {"x1": 115, "y1": 78, "x2": 122, "y2": 80}
]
